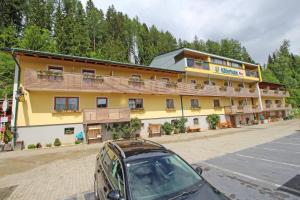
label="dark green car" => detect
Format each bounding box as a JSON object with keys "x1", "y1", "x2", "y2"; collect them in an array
[{"x1": 94, "y1": 139, "x2": 229, "y2": 200}]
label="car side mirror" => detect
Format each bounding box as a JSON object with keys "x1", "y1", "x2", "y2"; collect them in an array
[
  {"x1": 195, "y1": 166, "x2": 203, "y2": 175},
  {"x1": 107, "y1": 190, "x2": 121, "y2": 200}
]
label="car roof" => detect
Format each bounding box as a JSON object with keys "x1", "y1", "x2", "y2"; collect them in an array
[{"x1": 109, "y1": 139, "x2": 170, "y2": 161}]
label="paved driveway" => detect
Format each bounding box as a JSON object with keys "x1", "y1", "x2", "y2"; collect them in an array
[
  {"x1": 195, "y1": 132, "x2": 300, "y2": 200},
  {"x1": 0, "y1": 119, "x2": 299, "y2": 200}
]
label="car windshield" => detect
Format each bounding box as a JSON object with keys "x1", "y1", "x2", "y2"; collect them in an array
[{"x1": 126, "y1": 154, "x2": 202, "y2": 200}]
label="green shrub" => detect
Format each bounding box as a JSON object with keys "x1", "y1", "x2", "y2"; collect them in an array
[
  {"x1": 178, "y1": 117, "x2": 188, "y2": 133},
  {"x1": 292, "y1": 108, "x2": 300, "y2": 117},
  {"x1": 36, "y1": 142, "x2": 42, "y2": 148},
  {"x1": 161, "y1": 122, "x2": 174, "y2": 135},
  {"x1": 172, "y1": 117, "x2": 188, "y2": 133},
  {"x1": 3, "y1": 124, "x2": 12, "y2": 144},
  {"x1": 53, "y1": 138, "x2": 61, "y2": 146},
  {"x1": 27, "y1": 144, "x2": 36, "y2": 149},
  {"x1": 206, "y1": 114, "x2": 220, "y2": 129},
  {"x1": 75, "y1": 140, "x2": 81, "y2": 145},
  {"x1": 46, "y1": 143, "x2": 52, "y2": 148},
  {"x1": 108, "y1": 118, "x2": 142, "y2": 139}
]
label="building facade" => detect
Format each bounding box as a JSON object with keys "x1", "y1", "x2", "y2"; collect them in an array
[{"x1": 2, "y1": 48, "x2": 291, "y2": 146}]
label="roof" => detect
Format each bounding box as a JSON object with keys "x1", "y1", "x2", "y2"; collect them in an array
[
  {"x1": 110, "y1": 139, "x2": 168, "y2": 160},
  {"x1": 1, "y1": 48, "x2": 184, "y2": 74},
  {"x1": 259, "y1": 81, "x2": 286, "y2": 89},
  {"x1": 150, "y1": 47, "x2": 259, "y2": 70}
]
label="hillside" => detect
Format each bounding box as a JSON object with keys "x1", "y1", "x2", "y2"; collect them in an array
[{"x1": 0, "y1": 0, "x2": 299, "y2": 107}]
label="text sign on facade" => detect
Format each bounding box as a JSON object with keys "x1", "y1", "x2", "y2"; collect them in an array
[
  {"x1": 0, "y1": 117, "x2": 8, "y2": 123},
  {"x1": 212, "y1": 66, "x2": 244, "y2": 77}
]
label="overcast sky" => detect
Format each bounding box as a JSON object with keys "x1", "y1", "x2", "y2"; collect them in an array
[{"x1": 82, "y1": 0, "x2": 300, "y2": 64}]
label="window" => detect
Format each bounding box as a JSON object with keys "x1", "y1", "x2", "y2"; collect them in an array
[
  {"x1": 102, "y1": 146, "x2": 115, "y2": 170},
  {"x1": 190, "y1": 80, "x2": 197, "y2": 84},
  {"x1": 187, "y1": 58, "x2": 195, "y2": 67},
  {"x1": 191, "y1": 99, "x2": 199, "y2": 108},
  {"x1": 54, "y1": 97, "x2": 79, "y2": 111},
  {"x1": 238, "y1": 100, "x2": 246, "y2": 106},
  {"x1": 213, "y1": 99, "x2": 220, "y2": 108},
  {"x1": 275, "y1": 100, "x2": 281, "y2": 104},
  {"x1": 82, "y1": 69, "x2": 95, "y2": 75},
  {"x1": 238, "y1": 83, "x2": 244, "y2": 88},
  {"x1": 127, "y1": 154, "x2": 202, "y2": 200},
  {"x1": 64, "y1": 127, "x2": 74, "y2": 135},
  {"x1": 224, "y1": 81, "x2": 232, "y2": 87},
  {"x1": 110, "y1": 158, "x2": 125, "y2": 196},
  {"x1": 231, "y1": 62, "x2": 242, "y2": 68},
  {"x1": 265, "y1": 100, "x2": 272, "y2": 105},
  {"x1": 131, "y1": 74, "x2": 141, "y2": 80},
  {"x1": 166, "y1": 99, "x2": 174, "y2": 109},
  {"x1": 161, "y1": 77, "x2": 170, "y2": 82},
  {"x1": 204, "y1": 80, "x2": 215, "y2": 85},
  {"x1": 48, "y1": 66, "x2": 63, "y2": 72},
  {"x1": 211, "y1": 58, "x2": 227, "y2": 65},
  {"x1": 193, "y1": 118, "x2": 199, "y2": 125},
  {"x1": 97, "y1": 97, "x2": 108, "y2": 108},
  {"x1": 128, "y1": 98, "x2": 143, "y2": 110}
]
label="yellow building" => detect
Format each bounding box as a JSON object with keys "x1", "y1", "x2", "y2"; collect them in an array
[{"x1": 2, "y1": 48, "x2": 291, "y2": 146}]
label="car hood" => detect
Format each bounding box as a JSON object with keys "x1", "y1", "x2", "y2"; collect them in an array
[{"x1": 179, "y1": 181, "x2": 229, "y2": 200}]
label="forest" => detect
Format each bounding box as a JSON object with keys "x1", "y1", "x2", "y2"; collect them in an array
[{"x1": 0, "y1": 0, "x2": 299, "y2": 107}]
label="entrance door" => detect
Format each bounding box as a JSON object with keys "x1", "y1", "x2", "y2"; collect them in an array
[{"x1": 230, "y1": 115, "x2": 236, "y2": 128}]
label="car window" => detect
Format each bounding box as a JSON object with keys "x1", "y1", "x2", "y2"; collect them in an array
[
  {"x1": 100, "y1": 146, "x2": 107, "y2": 161},
  {"x1": 111, "y1": 158, "x2": 125, "y2": 196},
  {"x1": 102, "y1": 147, "x2": 116, "y2": 171},
  {"x1": 127, "y1": 154, "x2": 202, "y2": 200}
]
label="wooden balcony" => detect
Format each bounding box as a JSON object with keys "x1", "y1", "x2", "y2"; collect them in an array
[
  {"x1": 24, "y1": 69, "x2": 259, "y2": 98},
  {"x1": 224, "y1": 105, "x2": 260, "y2": 115},
  {"x1": 83, "y1": 108, "x2": 130, "y2": 124},
  {"x1": 261, "y1": 89, "x2": 290, "y2": 97},
  {"x1": 263, "y1": 104, "x2": 292, "y2": 111}
]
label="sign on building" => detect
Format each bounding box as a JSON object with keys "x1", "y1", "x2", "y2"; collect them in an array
[
  {"x1": 0, "y1": 117, "x2": 8, "y2": 123},
  {"x1": 212, "y1": 66, "x2": 244, "y2": 77}
]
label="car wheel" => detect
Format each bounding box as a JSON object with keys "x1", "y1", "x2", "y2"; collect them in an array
[{"x1": 94, "y1": 178, "x2": 100, "y2": 200}]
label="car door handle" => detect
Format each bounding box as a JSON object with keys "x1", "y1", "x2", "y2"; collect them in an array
[{"x1": 103, "y1": 186, "x2": 108, "y2": 193}]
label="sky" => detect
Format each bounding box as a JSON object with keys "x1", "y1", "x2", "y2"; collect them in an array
[{"x1": 82, "y1": 0, "x2": 300, "y2": 64}]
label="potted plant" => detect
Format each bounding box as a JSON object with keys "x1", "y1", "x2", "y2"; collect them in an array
[
  {"x1": 54, "y1": 138, "x2": 61, "y2": 146},
  {"x1": 206, "y1": 114, "x2": 220, "y2": 129},
  {"x1": 161, "y1": 122, "x2": 174, "y2": 135}
]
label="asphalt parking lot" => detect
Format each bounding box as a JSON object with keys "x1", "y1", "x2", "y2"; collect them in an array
[{"x1": 195, "y1": 132, "x2": 300, "y2": 200}]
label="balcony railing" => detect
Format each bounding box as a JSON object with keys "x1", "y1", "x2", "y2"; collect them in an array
[
  {"x1": 83, "y1": 108, "x2": 130, "y2": 124},
  {"x1": 263, "y1": 104, "x2": 292, "y2": 111},
  {"x1": 224, "y1": 105, "x2": 260, "y2": 115},
  {"x1": 261, "y1": 89, "x2": 290, "y2": 97},
  {"x1": 24, "y1": 69, "x2": 259, "y2": 98}
]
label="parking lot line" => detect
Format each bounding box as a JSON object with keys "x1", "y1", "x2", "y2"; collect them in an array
[
  {"x1": 271, "y1": 142, "x2": 300, "y2": 146},
  {"x1": 235, "y1": 154, "x2": 300, "y2": 168},
  {"x1": 255, "y1": 147, "x2": 300, "y2": 154},
  {"x1": 200, "y1": 161, "x2": 300, "y2": 197}
]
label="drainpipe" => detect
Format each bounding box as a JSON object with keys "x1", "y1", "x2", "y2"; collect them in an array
[
  {"x1": 180, "y1": 95, "x2": 184, "y2": 117},
  {"x1": 256, "y1": 82, "x2": 263, "y2": 112},
  {"x1": 10, "y1": 50, "x2": 21, "y2": 148}
]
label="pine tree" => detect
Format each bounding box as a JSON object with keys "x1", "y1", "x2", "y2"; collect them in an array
[
  {"x1": 25, "y1": 0, "x2": 55, "y2": 31},
  {"x1": 0, "y1": 0, "x2": 25, "y2": 32},
  {"x1": 86, "y1": 0, "x2": 104, "y2": 53},
  {"x1": 19, "y1": 25, "x2": 56, "y2": 51}
]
